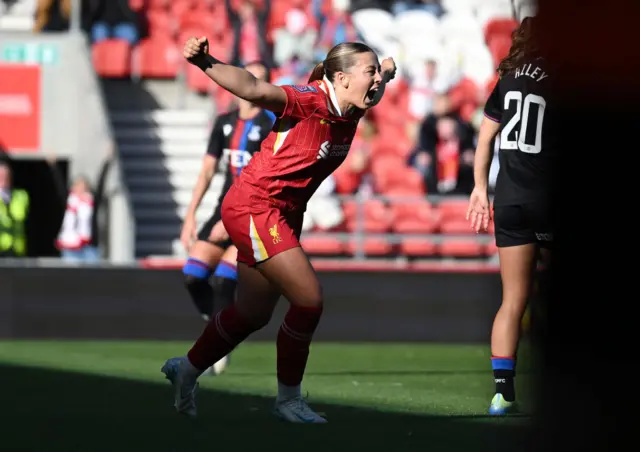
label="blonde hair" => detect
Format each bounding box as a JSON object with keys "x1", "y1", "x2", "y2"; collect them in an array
[{"x1": 308, "y1": 42, "x2": 376, "y2": 83}]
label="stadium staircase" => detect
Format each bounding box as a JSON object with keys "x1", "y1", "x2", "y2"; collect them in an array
[{"x1": 105, "y1": 80, "x2": 223, "y2": 258}]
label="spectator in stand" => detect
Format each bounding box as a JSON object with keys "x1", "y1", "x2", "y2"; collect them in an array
[
  {"x1": 272, "y1": 54, "x2": 312, "y2": 86},
  {"x1": 0, "y1": 160, "x2": 29, "y2": 258},
  {"x1": 392, "y1": 0, "x2": 443, "y2": 17},
  {"x1": 47, "y1": 147, "x2": 112, "y2": 263},
  {"x1": 89, "y1": 0, "x2": 143, "y2": 46},
  {"x1": 314, "y1": 0, "x2": 360, "y2": 62},
  {"x1": 302, "y1": 175, "x2": 344, "y2": 233},
  {"x1": 34, "y1": 0, "x2": 70, "y2": 31},
  {"x1": 405, "y1": 58, "x2": 453, "y2": 143},
  {"x1": 273, "y1": 0, "x2": 318, "y2": 67},
  {"x1": 225, "y1": 0, "x2": 273, "y2": 68},
  {"x1": 33, "y1": 0, "x2": 95, "y2": 32},
  {"x1": 409, "y1": 108, "x2": 475, "y2": 195}
]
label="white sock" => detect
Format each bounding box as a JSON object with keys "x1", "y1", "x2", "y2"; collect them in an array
[{"x1": 277, "y1": 382, "x2": 301, "y2": 401}]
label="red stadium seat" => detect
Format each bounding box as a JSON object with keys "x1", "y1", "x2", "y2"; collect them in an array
[
  {"x1": 170, "y1": 0, "x2": 197, "y2": 17},
  {"x1": 485, "y1": 240, "x2": 498, "y2": 256},
  {"x1": 488, "y1": 34, "x2": 513, "y2": 68},
  {"x1": 439, "y1": 218, "x2": 475, "y2": 235},
  {"x1": 92, "y1": 39, "x2": 131, "y2": 78},
  {"x1": 147, "y1": 0, "x2": 170, "y2": 11},
  {"x1": 439, "y1": 239, "x2": 485, "y2": 258},
  {"x1": 399, "y1": 239, "x2": 438, "y2": 257},
  {"x1": 484, "y1": 18, "x2": 518, "y2": 44},
  {"x1": 129, "y1": 0, "x2": 145, "y2": 11},
  {"x1": 346, "y1": 238, "x2": 394, "y2": 256},
  {"x1": 332, "y1": 168, "x2": 360, "y2": 194},
  {"x1": 343, "y1": 199, "x2": 393, "y2": 233},
  {"x1": 180, "y1": 10, "x2": 217, "y2": 34},
  {"x1": 269, "y1": 0, "x2": 290, "y2": 31},
  {"x1": 133, "y1": 36, "x2": 181, "y2": 79},
  {"x1": 300, "y1": 236, "x2": 344, "y2": 255},
  {"x1": 146, "y1": 9, "x2": 175, "y2": 37},
  {"x1": 388, "y1": 190, "x2": 437, "y2": 219},
  {"x1": 186, "y1": 62, "x2": 212, "y2": 93},
  {"x1": 391, "y1": 204, "x2": 440, "y2": 234},
  {"x1": 396, "y1": 168, "x2": 425, "y2": 193},
  {"x1": 436, "y1": 199, "x2": 469, "y2": 223}
]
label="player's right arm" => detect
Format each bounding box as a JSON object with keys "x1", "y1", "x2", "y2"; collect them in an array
[
  {"x1": 181, "y1": 119, "x2": 222, "y2": 250},
  {"x1": 473, "y1": 85, "x2": 502, "y2": 193},
  {"x1": 183, "y1": 37, "x2": 287, "y2": 115},
  {"x1": 467, "y1": 84, "x2": 502, "y2": 232}
]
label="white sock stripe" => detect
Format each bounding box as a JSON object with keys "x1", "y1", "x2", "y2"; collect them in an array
[
  {"x1": 281, "y1": 321, "x2": 313, "y2": 341},
  {"x1": 215, "y1": 312, "x2": 234, "y2": 345}
]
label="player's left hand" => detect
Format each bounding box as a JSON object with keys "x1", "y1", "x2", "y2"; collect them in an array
[
  {"x1": 209, "y1": 220, "x2": 229, "y2": 243},
  {"x1": 381, "y1": 58, "x2": 397, "y2": 82},
  {"x1": 466, "y1": 187, "x2": 492, "y2": 233},
  {"x1": 184, "y1": 36, "x2": 209, "y2": 65}
]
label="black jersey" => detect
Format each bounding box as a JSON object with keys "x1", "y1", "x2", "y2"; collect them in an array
[
  {"x1": 484, "y1": 59, "x2": 556, "y2": 206},
  {"x1": 206, "y1": 109, "x2": 275, "y2": 203}
]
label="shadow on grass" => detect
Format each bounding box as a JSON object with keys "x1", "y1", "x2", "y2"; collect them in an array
[{"x1": 0, "y1": 364, "x2": 530, "y2": 452}]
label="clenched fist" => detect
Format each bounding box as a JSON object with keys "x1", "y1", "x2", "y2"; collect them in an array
[
  {"x1": 381, "y1": 57, "x2": 397, "y2": 82},
  {"x1": 183, "y1": 36, "x2": 209, "y2": 64}
]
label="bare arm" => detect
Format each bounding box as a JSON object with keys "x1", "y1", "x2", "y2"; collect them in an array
[
  {"x1": 185, "y1": 155, "x2": 217, "y2": 220},
  {"x1": 473, "y1": 117, "x2": 501, "y2": 192},
  {"x1": 185, "y1": 37, "x2": 287, "y2": 113}
]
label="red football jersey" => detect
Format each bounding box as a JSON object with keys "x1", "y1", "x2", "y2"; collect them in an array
[{"x1": 234, "y1": 79, "x2": 362, "y2": 211}]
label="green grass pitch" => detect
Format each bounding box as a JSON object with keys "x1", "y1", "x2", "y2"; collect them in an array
[{"x1": 0, "y1": 341, "x2": 533, "y2": 451}]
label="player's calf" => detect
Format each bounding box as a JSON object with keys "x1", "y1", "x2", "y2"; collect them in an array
[
  {"x1": 183, "y1": 258, "x2": 214, "y2": 321},
  {"x1": 205, "y1": 263, "x2": 239, "y2": 375},
  {"x1": 212, "y1": 261, "x2": 238, "y2": 313}
]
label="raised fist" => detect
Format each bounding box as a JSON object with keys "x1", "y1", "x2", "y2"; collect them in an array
[
  {"x1": 184, "y1": 36, "x2": 209, "y2": 64},
  {"x1": 381, "y1": 57, "x2": 397, "y2": 81}
]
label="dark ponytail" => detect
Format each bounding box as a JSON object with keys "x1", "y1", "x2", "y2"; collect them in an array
[{"x1": 308, "y1": 62, "x2": 325, "y2": 83}]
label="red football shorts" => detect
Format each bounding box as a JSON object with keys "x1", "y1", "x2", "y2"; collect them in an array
[{"x1": 221, "y1": 187, "x2": 304, "y2": 266}]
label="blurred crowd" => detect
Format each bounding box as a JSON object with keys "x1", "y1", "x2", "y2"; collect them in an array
[
  {"x1": 15, "y1": 0, "x2": 521, "y2": 201},
  {"x1": 0, "y1": 0, "x2": 532, "y2": 260}
]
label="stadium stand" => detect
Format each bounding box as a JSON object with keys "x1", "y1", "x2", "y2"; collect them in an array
[{"x1": 1, "y1": 0, "x2": 533, "y2": 261}]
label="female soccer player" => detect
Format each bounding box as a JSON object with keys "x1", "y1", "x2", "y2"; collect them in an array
[
  {"x1": 162, "y1": 37, "x2": 396, "y2": 423},
  {"x1": 466, "y1": 17, "x2": 554, "y2": 415},
  {"x1": 180, "y1": 61, "x2": 275, "y2": 375}
]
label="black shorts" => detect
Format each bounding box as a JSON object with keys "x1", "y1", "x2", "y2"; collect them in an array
[
  {"x1": 197, "y1": 204, "x2": 233, "y2": 249},
  {"x1": 493, "y1": 203, "x2": 553, "y2": 249}
]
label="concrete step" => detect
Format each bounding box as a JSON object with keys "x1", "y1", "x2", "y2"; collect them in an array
[{"x1": 111, "y1": 109, "x2": 211, "y2": 127}]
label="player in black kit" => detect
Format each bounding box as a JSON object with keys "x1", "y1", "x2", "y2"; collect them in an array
[
  {"x1": 180, "y1": 61, "x2": 275, "y2": 374},
  {"x1": 466, "y1": 17, "x2": 554, "y2": 415}
]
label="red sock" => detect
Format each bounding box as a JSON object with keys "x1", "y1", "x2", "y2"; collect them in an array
[
  {"x1": 187, "y1": 305, "x2": 256, "y2": 371},
  {"x1": 277, "y1": 304, "x2": 323, "y2": 386}
]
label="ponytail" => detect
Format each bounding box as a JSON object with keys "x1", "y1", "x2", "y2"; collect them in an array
[{"x1": 308, "y1": 62, "x2": 325, "y2": 83}]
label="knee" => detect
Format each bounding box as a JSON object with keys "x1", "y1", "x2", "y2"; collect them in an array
[
  {"x1": 183, "y1": 258, "x2": 213, "y2": 283},
  {"x1": 499, "y1": 299, "x2": 528, "y2": 317},
  {"x1": 291, "y1": 285, "x2": 323, "y2": 309}
]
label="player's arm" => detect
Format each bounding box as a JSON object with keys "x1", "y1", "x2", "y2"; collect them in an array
[
  {"x1": 184, "y1": 120, "x2": 222, "y2": 220},
  {"x1": 473, "y1": 117, "x2": 500, "y2": 192},
  {"x1": 369, "y1": 58, "x2": 397, "y2": 107},
  {"x1": 184, "y1": 37, "x2": 287, "y2": 114},
  {"x1": 474, "y1": 83, "x2": 502, "y2": 191}
]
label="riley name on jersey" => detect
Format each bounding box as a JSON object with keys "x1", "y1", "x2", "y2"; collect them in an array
[{"x1": 514, "y1": 63, "x2": 548, "y2": 82}]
